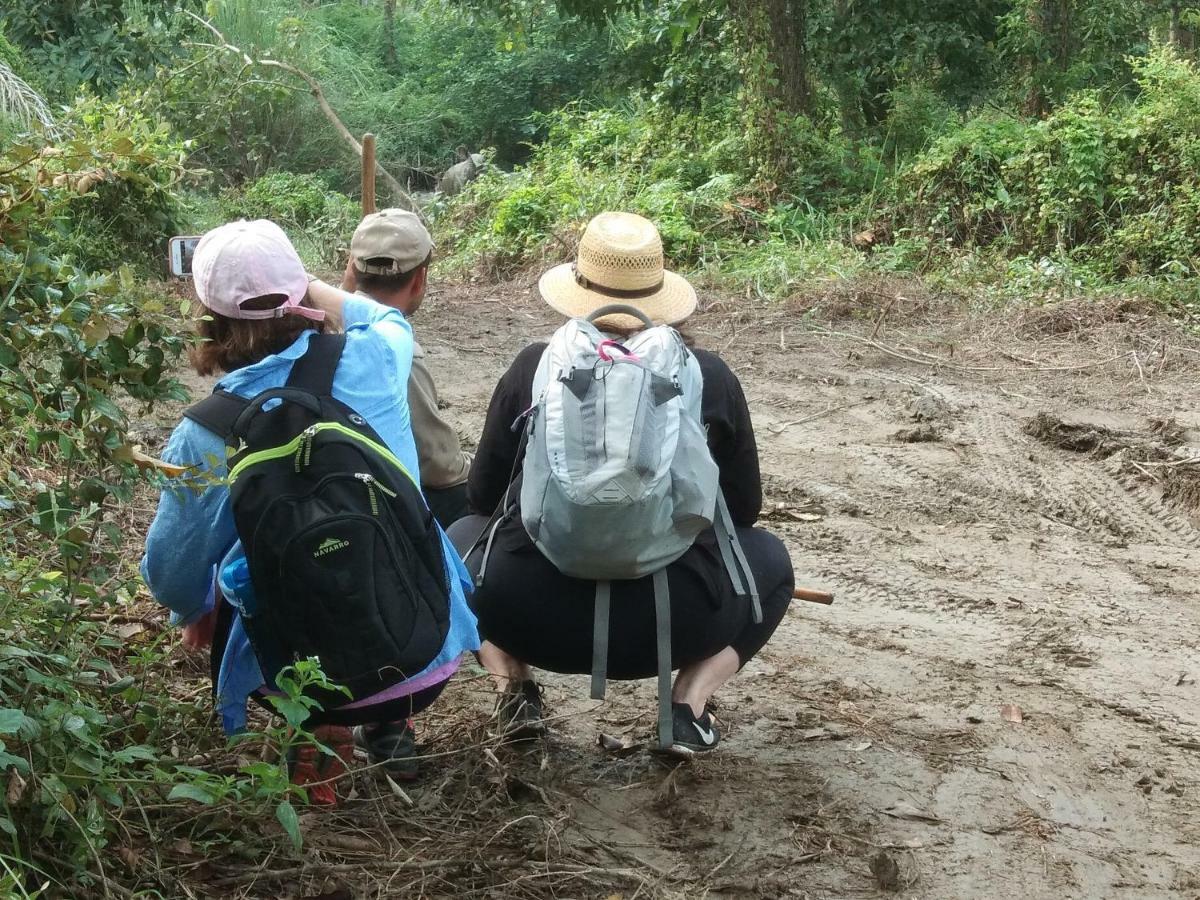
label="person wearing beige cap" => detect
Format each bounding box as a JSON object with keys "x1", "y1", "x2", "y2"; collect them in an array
[
  {"x1": 339, "y1": 208, "x2": 472, "y2": 529},
  {"x1": 446, "y1": 212, "x2": 794, "y2": 756}
]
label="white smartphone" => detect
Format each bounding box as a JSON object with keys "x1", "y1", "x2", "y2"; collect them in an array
[{"x1": 168, "y1": 235, "x2": 202, "y2": 278}]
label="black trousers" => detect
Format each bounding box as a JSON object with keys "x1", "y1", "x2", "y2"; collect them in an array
[
  {"x1": 447, "y1": 516, "x2": 793, "y2": 680},
  {"x1": 425, "y1": 483, "x2": 470, "y2": 531}
]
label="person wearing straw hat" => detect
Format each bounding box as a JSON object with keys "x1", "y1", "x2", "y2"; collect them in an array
[
  {"x1": 141, "y1": 220, "x2": 479, "y2": 803},
  {"x1": 447, "y1": 212, "x2": 794, "y2": 755}
]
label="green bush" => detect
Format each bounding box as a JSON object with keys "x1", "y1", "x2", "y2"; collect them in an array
[
  {"x1": 219, "y1": 172, "x2": 359, "y2": 269},
  {"x1": 32, "y1": 93, "x2": 189, "y2": 273},
  {"x1": 0, "y1": 109, "x2": 353, "y2": 897},
  {"x1": 436, "y1": 95, "x2": 868, "y2": 287},
  {"x1": 0, "y1": 119, "x2": 191, "y2": 889},
  {"x1": 225, "y1": 171, "x2": 332, "y2": 227},
  {"x1": 896, "y1": 48, "x2": 1200, "y2": 280}
]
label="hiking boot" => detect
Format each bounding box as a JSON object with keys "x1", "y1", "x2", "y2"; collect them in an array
[
  {"x1": 354, "y1": 719, "x2": 419, "y2": 781},
  {"x1": 288, "y1": 724, "x2": 354, "y2": 806},
  {"x1": 661, "y1": 702, "x2": 721, "y2": 756},
  {"x1": 494, "y1": 679, "x2": 545, "y2": 740}
]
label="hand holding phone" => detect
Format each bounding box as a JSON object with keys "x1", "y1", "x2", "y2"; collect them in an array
[{"x1": 168, "y1": 235, "x2": 202, "y2": 278}]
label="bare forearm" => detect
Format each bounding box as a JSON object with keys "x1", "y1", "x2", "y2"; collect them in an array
[{"x1": 304, "y1": 277, "x2": 347, "y2": 332}]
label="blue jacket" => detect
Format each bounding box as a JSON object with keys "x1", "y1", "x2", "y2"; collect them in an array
[{"x1": 141, "y1": 294, "x2": 480, "y2": 732}]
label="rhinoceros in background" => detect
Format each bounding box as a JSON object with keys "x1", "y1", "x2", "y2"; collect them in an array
[{"x1": 438, "y1": 146, "x2": 486, "y2": 196}]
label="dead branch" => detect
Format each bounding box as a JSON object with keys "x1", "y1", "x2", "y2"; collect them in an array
[{"x1": 184, "y1": 11, "x2": 424, "y2": 221}]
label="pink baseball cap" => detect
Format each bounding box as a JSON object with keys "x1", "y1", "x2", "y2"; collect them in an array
[{"x1": 192, "y1": 220, "x2": 325, "y2": 322}]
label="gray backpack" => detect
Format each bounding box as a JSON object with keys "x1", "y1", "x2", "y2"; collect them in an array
[{"x1": 507, "y1": 303, "x2": 761, "y2": 749}]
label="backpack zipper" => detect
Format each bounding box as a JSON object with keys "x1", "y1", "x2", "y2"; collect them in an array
[
  {"x1": 231, "y1": 422, "x2": 419, "y2": 487},
  {"x1": 293, "y1": 425, "x2": 318, "y2": 473},
  {"x1": 354, "y1": 472, "x2": 397, "y2": 515}
]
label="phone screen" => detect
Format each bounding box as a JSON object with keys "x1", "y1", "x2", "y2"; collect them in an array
[{"x1": 168, "y1": 236, "x2": 202, "y2": 278}]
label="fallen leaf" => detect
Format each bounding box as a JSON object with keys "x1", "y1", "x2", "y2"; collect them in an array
[
  {"x1": 597, "y1": 732, "x2": 643, "y2": 756},
  {"x1": 850, "y1": 741, "x2": 873, "y2": 752},
  {"x1": 1001, "y1": 703, "x2": 1024, "y2": 724},
  {"x1": 6, "y1": 772, "x2": 26, "y2": 806},
  {"x1": 869, "y1": 850, "x2": 901, "y2": 891},
  {"x1": 117, "y1": 846, "x2": 140, "y2": 872},
  {"x1": 384, "y1": 774, "x2": 414, "y2": 808},
  {"x1": 883, "y1": 802, "x2": 941, "y2": 824},
  {"x1": 171, "y1": 838, "x2": 194, "y2": 857},
  {"x1": 116, "y1": 622, "x2": 146, "y2": 640},
  {"x1": 318, "y1": 833, "x2": 378, "y2": 853},
  {"x1": 113, "y1": 443, "x2": 189, "y2": 477}
]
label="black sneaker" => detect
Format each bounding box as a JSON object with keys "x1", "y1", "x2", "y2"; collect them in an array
[
  {"x1": 495, "y1": 680, "x2": 545, "y2": 740},
  {"x1": 354, "y1": 719, "x2": 419, "y2": 781},
  {"x1": 662, "y1": 702, "x2": 721, "y2": 756}
]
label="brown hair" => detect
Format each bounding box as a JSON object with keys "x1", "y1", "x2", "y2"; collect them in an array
[
  {"x1": 189, "y1": 299, "x2": 326, "y2": 376},
  {"x1": 353, "y1": 251, "x2": 433, "y2": 296}
]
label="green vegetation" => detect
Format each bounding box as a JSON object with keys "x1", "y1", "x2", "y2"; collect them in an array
[{"x1": 6, "y1": 0, "x2": 1200, "y2": 893}]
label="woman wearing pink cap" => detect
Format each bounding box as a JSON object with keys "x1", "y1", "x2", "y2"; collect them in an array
[{"x1": 141, "y1": 220, "x2": 479, "y2": 805}]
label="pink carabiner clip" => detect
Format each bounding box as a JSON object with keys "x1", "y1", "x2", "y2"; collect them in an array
[{"x1": 597, "y1": 339, "x2": 641, "y2": 363}]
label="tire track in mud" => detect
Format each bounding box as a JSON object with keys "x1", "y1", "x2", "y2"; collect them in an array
[
  {"x1": 1108, "y1": 463, "x2": 1200, "y2": 549},
  {"x1": 864, "y1": 448, "x2": 995, "y2": 522},
  {"x1": 962, "y1": 407, "x2": 1200, "y2": 548}
]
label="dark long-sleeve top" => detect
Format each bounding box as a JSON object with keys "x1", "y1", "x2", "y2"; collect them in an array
[{"x1": 467, "y1": 342, "x2": 762, "y2": 586}]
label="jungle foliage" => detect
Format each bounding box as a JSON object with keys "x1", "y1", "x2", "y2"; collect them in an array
[{"x1": 5, "y1": 0, "x2": 1200, "y2": 894}]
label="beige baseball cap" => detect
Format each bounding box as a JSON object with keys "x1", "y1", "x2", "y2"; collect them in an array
[{"x1": 350, "y1": 208, "x2": 434, "y2": 275}]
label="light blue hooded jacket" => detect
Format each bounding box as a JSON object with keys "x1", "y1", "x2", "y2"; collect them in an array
[{"x1": 141, "y1": 293, "x2": 479, "y2": 732}]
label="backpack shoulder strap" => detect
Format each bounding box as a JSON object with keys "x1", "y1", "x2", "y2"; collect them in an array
[
  {"x1": 714, "y1": 492, "x2": 763, "y2": 623},
  {"x1": 285, "y1": 333, "x2": 347, "y2": 396},
  {"x1": 182, "y1": 390, "x2": 251, "y2": 444}
]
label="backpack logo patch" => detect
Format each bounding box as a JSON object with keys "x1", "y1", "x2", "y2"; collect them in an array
[{"x1": 313, "y1": 536, "x2": 350, "y2": 558}]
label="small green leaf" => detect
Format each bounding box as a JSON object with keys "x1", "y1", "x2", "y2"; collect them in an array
[
  {"x1": 167, "y1": 783, "x2": 216, "y2": 805},
  {"x1": 267, "y1": 697, "x2": 311, "y2": 729},
  {"x1": 0, "y1": 709, "x2": 34, "y2": 736},
  {"x1": 276, "y1": 800, "x2": 302, "y2": 851}
]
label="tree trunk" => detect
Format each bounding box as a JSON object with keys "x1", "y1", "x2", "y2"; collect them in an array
[
  {"x1": 729, "y1": 0, "x2": 809, "y2": 175},
  {"x1": 734, "y1": 0, "x2": 810, "y2": 117},
  {"x1": 382, "y1": 0, "x2": 397, "y2": 67},
  {"x1": 1169, "y1": 3, "x2": 1195, "y2": 54},
  {"x1": 1022, "y1": 0, "x2": 1072, "y2": 118}
]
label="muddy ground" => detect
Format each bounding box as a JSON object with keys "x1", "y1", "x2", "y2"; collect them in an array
[{"x1": 152, "y1": 281, "x2": 1200, "y2": 899}]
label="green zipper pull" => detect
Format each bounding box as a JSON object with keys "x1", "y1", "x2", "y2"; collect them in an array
[
  {"x1": 356, "y1": 473, "x2": 380, "y2": 515},
  {"x1": 302, "y1": 425, "x2": 317, "y2": 468}
]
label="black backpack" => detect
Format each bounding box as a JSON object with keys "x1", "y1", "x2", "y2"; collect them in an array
[{"x1": 184, "y1": 334, "x2": 451, "y2": 710}]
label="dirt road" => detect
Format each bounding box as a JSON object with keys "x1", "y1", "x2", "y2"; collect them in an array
[{"x1": 161, "y1": 281, "x2": 1200, "y2": 898}]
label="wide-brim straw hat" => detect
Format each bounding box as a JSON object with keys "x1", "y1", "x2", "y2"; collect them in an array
[{"x1": 538, "y1": 211, "x2": 697, "y2": 330}]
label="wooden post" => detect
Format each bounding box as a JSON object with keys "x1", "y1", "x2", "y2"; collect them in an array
[{"x1": 361, "y1": 133, "x2": 377, "y2": 216}]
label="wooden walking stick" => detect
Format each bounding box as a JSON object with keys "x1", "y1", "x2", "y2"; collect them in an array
[
  {"x1": 794, "y1": 586, "x2": 834, "y2": 605},
  {"x1": 361, "y1": 132, "x2": 377, "y2": 215}
]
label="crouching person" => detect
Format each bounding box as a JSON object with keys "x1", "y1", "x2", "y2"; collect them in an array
[
  {"x1": 338, "y1": 209, "x2": 473, "y2": 529},
  {"x1": 448, "y1": 212, "x2": 793, "y2": 756},
  {"x1": 141, "y1": 220, "x2": 479, "y2": 804}
]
